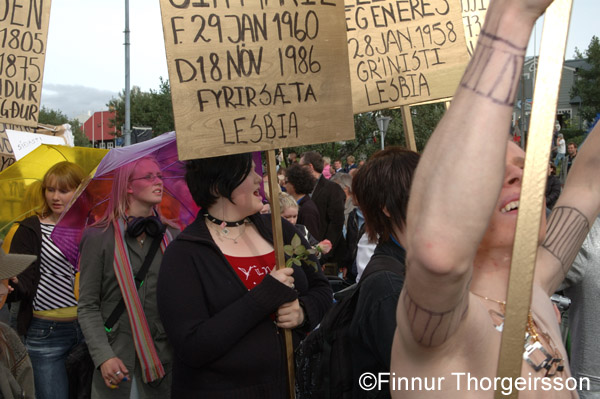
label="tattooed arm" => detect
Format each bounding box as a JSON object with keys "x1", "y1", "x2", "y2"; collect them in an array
[
  {"x1": 397, "y1": 0, "x2": 553, "y2": 348},
  {"x1": 536, "y1": 122, "x2": 600, "y2": 294}
]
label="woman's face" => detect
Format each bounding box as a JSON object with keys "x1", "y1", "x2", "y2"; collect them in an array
[
  {"x1": 281, "y1": 206, "x2": 298, "y2": 225},
  {"x1": 128, "y1": 159, "x2": 164, "y2": 207},
  {"x1": 44, "y1": 176, "x2": 76, "y2": 218},
  {"x1": 229, "y1": 163, "x2": 264, "y2": 216}
]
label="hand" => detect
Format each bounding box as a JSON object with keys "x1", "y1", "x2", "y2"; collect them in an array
[
  {"x1": 100, "y1": 357, "x2": 130, "y2": 389},
  {"x1": 276, "y1": 299, "x2": 305, "y2": 329},
  {"x1": 317, "y1": 239, "x2": 332, "y2": 255},
  {"x1": 270, "y1": 267, "x2": 294, "y2": 289}
]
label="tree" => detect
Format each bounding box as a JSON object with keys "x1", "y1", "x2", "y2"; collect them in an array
[
  {"x1": 107, "y1": 78, "x2": 174, "y2": 136},
  {"x1": 38, "y1": 107, "x2": 90, "y2": 147},
  {"x1": 288, "y1": 103, "x2": 445, "y2": 162},
  {"x1": 571, "y1": 36, "x2": 600, "y2": 123}
]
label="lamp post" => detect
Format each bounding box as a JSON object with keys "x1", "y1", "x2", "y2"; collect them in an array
[
  {"x1": 124, "y1": 0, "x2": 131, "y2": 146},
  {"x1": 376, "y1": 116, "x2": 392, "y2": 150}
]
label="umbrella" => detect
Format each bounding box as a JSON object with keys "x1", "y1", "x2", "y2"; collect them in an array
[
  {"x1": 52, "y1": 131, "x2": 199, "y2": 267},
  {"x1": 0, "y1": 144, "x2": 109, "y2": 237}
]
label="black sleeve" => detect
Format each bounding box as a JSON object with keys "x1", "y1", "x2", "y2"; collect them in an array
[
  {"x1": 8, "y1": 223, "x2": 39, "y2": 302},
  {"x1": 281, "y1": 219, "x2": 333, "y2": 331},
  {"x1": 324, "y1": 184, "x2": 346, "y2": 249},
  {"x1": 299, "y1": 204, "x2": 321, "y2": 240}
]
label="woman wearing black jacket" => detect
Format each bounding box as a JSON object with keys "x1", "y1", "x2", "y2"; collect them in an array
[{"x1": 157, "y1": 153, "x2": 332, "y2": 398}]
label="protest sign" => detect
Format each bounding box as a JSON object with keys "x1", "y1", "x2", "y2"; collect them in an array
[
  {"x1": 461, "y1": 0, "x2": 489, "y2": 56},
  {"x1": 0, "y1": 0, "x2": 52, "y2": 126},
  {"x1": 346, "y1": 0, "x2": 470, "y2": 113},
  {"x1": 160, "y1": 0, "x2": 355, "y2": 161}
]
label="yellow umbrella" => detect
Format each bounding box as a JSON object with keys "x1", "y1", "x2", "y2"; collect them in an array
[{"x1": 0, "y1": 145, "x2": 108, "y2": 247}]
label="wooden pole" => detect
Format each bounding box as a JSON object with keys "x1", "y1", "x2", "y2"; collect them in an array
[
  {"x1": 401, "y1": 105, "x2": 417, "y2": 151},
  {"x1": 266, "y1": 150, "x2": 296, "y2": 399},
  {"x1": 494, "y1": 1, "x2": 573, "y2": 397}
]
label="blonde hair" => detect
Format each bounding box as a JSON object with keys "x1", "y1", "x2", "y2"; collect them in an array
[
  {"x1": 278, "y1": 192, "x2": 298, "y2": 212},
  {"x1": 322, "y1": 156, "x2": 331, "y2": 165},
  {"x1": 39, "y1": 162, "x2": 85, "y2": 218}
]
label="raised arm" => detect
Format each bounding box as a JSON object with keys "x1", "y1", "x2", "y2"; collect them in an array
[
  {"x1": 536, "y1": 122, "x2": 600, "y2": 294},
  {"x1": 399, "y1": 0, "x2": 553, "y2": 347}
]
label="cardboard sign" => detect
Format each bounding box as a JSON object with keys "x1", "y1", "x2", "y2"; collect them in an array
[
  {"x1": 160, "y1": 0, "x2": 355, "y2": 161},
  {"x1": 346, "y1": 0, "x2": 470, "y2": 113},
  {"x1": 0, "y1": 0, "x2": 52, "y2": 126},
  {"x1": 461, "y1": 0, "x2": 489, "y2": 56},
  {"x1": 0, "y1": 125, "x2": 16, "y2": 171},
  {"x1": 6, "y1": 129, "x2": 64, "y2": 160}
]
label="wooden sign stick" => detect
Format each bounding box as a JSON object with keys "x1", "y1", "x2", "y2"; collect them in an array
[
  {"x1": 494, "y1": 1, "x2": 573, "y2": 397},
  {"x1": 266, "y1": 149, "x2": 296, "y2": 399},
  {"x1": 401, "y1": 106, "x2": 418, "y2": 152}
]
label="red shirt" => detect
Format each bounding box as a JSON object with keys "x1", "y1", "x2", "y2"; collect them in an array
[{"x1": 224, "y1": 251, "x2": 276, "y2": 290}]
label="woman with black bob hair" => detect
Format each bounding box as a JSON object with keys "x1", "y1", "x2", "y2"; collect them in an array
[{"x1": 157, "y1": 153, "x2": 332, "y2": 398}]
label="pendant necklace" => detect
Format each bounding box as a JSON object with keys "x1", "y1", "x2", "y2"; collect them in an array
[
  {"x1": 205, "y1": 214, "x2": 249, "y2": 244},
  {"x1": 472, "y1": 292, "x2": 564, "y2": 376}
]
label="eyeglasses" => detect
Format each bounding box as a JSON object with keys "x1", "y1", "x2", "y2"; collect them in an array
[{"x1": 130, "y1": 173, "x2": 164, "y2": 183}]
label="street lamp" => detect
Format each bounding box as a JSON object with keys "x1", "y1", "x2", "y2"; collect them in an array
[{"x1": 376, "y1": 116, "x2": 392, "y2": 151}]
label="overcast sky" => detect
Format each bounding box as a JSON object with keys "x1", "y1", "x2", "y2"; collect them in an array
[{"x1": 39, "y1": 0, "x2": 598, "y2": 120}]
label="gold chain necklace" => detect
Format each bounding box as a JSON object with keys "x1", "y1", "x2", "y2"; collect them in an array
[{"x1": 472, "y1": 292, "x2": 564, "y2": 376}]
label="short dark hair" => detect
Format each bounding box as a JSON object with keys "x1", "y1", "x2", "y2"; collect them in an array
[
  {"x1": 352, "y1": 147, "x2": 420, "y2": 243},
  {"x1": 568, "y1": 142, "x2": 577, "y2": 148},
  {"x1": 300, "y1": 151, "x2": 324, "y2": 173},
  {"x1": 185, "y1": 153, "x2": 253, "y2": 209},
  {"x1": 285, "y1": 163, "x2": 316, "y2": 195}
]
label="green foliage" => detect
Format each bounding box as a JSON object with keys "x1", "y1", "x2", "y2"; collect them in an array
[
  {"x1": 286, "y1": 103, "x2": 445, "y2": 161},
  {"x1": 38, "y1": 107, "x2": 90, "y2": 147},
  {"x1": 571, "y1": 36, "x2": 600, "y2": 123},
  {"x1": 107, "y1": 77, "x2": 174, "y2": 136},
  {"x1": 284, "y1": 233, "x2": 318, "y2": 270}
]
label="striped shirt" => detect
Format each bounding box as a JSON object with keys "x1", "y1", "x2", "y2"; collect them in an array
[{"x1": 32, "y1": 223, "x2": 78, "y2": 311}]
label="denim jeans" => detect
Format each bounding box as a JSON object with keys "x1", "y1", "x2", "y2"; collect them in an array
[{"x1": 25, "y1": 318, "x2": 84, "y2": 399}]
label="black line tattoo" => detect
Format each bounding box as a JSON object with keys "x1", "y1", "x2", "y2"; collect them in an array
[
  {"x1": 460, "y1": 30, "x2": 526, "y2": 107},
  {"x1": 542, "y1": 206, "x2": 590, "y2": 275},
  {"x1": 401, "y1": 289, "x2": 468, "y2": 347}
]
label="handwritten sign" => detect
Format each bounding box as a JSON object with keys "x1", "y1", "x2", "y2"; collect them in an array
[
  {"x1": 346, "y1": 0, "x2": 470, "y2": 113},
  {"x1": 160, "y1": 0, "x2": 355, "y2": 161},
  {"x1": 0, "y1": 124, "x2": 15, "y2": 171},
  {"x1": 461, "y1": 0, "x2": 488, "y2": 56},
  {"x1": 0, "y1": 0, "x2": 52, "y2": 126}
]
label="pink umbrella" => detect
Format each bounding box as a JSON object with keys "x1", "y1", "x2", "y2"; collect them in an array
[{"x1": 52, "y1": 131, "x2": 199, "y2": 267}]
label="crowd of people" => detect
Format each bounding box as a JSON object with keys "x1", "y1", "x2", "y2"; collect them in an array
[{"x1": 2, "y1": 1, "x2": 599, "y2": 398}]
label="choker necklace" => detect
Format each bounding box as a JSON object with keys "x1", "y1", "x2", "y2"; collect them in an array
[
  {"x1": 472, "y1": 292, "x2": 564, "y2": 376},
  {"x1": 204, "y1": 213, "x2": 247, "y2": 227},
  {"x1": 206, "y1": 220, "x2": 247, "y2": 244}
]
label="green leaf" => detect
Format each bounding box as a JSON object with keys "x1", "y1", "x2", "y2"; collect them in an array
[
  {"x1": 291, "y1": 234, "x2": 301, "y2": 248},
  {"x1": 292, "y1": 258, "x2": 302, "y2": 266},
  {"x1": 305, "y1": 260, "x2": 318, "y2": 271},
  {"x1": 307, "y1": 249, "x2": 316, "y2": 255},
  {"x1": 283, "y1": 245, "x2": 294, "y2": 257},
  {"x1": 294, "y1": 245, "x2": 306, "y2": 256},
  {"x1": 285, "y1": 258, "x2": 294, "y2": 268}
]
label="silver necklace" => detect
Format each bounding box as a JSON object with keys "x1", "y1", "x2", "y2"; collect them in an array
[{"x1": 207, "y1": 218, "x2": 248, "y2": 244}]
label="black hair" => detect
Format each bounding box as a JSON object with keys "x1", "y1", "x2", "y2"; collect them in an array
[
  {"x1": 285, "y1": 163, "x2": 316, "y2": 195},
  {"x1": 185, "y1": 153, "x2": 253, "y2": 209}
]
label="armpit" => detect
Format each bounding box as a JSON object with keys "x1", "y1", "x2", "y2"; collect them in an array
[
  {"x1": 401, "y1": 289, "x2": 469, "y2": 347},
  {"x1": 542, "y1": 206, "x2": 590, "y2": 275}
]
